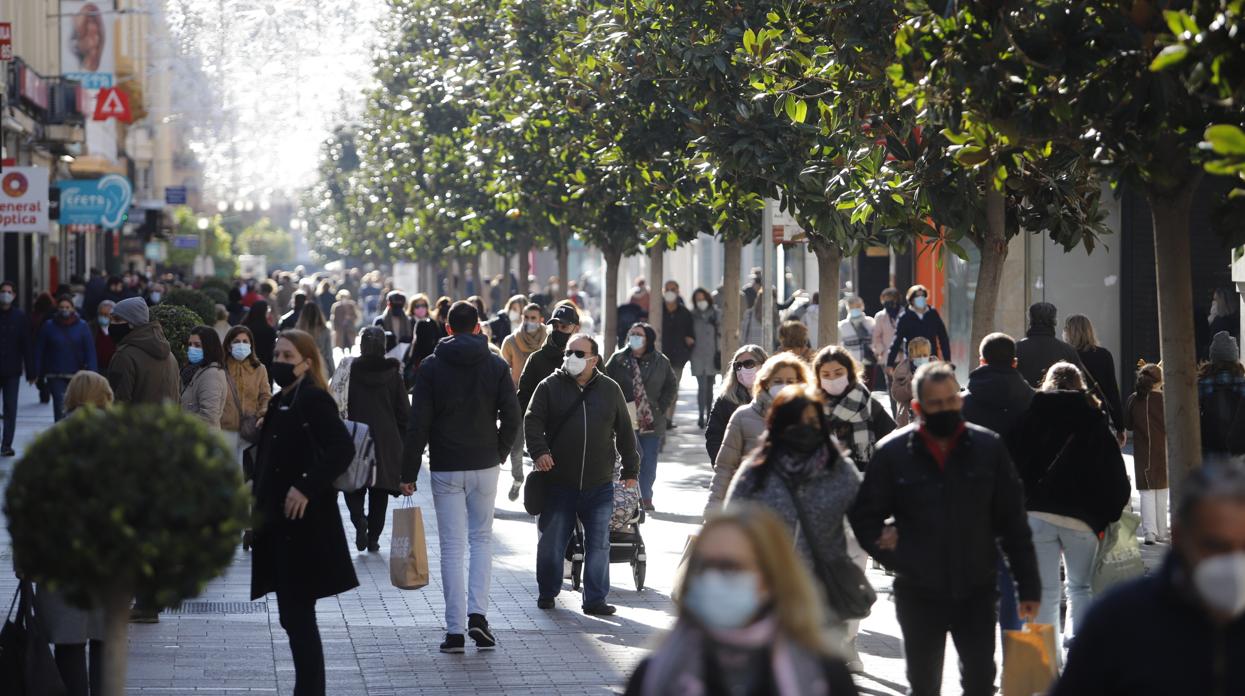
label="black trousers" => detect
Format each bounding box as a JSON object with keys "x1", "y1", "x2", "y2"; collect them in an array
[
  {"x1": 277, "y1": 592, "x2": 324, "y2": 696},
  {"x1": 344, "y1": 488, "x2": 390, "y2": 545},
  {"x1": 894, "y1": 585, "x2": 997, "y2": 696},
  {"x1": 696, "y1": 375, "x2": 714, "y2": 419},
  {"x1": 55, "y1": 640, "x2": 102, "y2": 696}
]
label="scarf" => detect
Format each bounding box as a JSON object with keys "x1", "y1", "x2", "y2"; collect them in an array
[
  {"x1": 639, "y1": 616, "x2": 829, "y2": 696},
  {"x1": 770, "y1": 444, "x2": 830, "y2": 481},
  {"x1": 630, "y1": 353, "x2": 655, "y2": 432},
  {"x1": 828, "y1": 383, "x2": 874, "y2": 463},
  {"x1": 514, "y1": 325, "x2": 547, "y2": 354}
]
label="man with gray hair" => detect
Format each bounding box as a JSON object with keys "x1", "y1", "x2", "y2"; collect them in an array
[
  {"x1": 851, "y1": 362, "x2": 1040, "y2": 696},
  {"x1": 106, "y1": 296, "x2": 179, "y2": 406},
  {"x1": 1053, "y1": 464, "x2": 1245, "y2": 694}
]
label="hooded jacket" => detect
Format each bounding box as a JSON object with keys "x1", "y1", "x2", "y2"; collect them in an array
[
  {"x1": 524, "y1": 368, "x2": 639, "y2": 491},
  {"x1": 347, "y1": 355, "x2": 410, "y2": 493},
  {"x1": 961, "y1": 364, "x2": 1035, "y2": 456},
  {"x1": 107, "y1": 322, "x2": 180, "y2": 405},
  {"x1": 403, "y1": 332, "x2": 520, "y2": 483},
  {"x1": 1012, "y1": 390, "x2": 1131, "y2": 534}
]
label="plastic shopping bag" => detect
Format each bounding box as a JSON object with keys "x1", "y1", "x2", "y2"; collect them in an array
[
  {"x1": 1092, "y1": 510, "x2": 1145, "y2": 594},
  {"x1": 1002, "y1": 623, "x2": 1058, "y2": 696}
]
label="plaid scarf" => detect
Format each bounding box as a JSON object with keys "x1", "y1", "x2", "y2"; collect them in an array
[
  {"x1": 630, "y1": 354, "x2": 655, "y2": 432},
  {"x1": 828, "y1": 383, "x2": 875, "y2": 463}
]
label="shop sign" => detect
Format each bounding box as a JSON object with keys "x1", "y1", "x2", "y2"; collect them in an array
[
  {"x1": 0, "y1": 166, "x2": 50, "y2": 232},
  {"x1": 57, "y1": 174, "x2": 132, "y2": 228}
]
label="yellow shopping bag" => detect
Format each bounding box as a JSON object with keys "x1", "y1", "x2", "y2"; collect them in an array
[{"x1": 1002, "y1": 623, "x2": 1058, "y2": 696}]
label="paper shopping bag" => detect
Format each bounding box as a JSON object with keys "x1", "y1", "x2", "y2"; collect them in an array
[
  {"x1": 1002, "y1": 623, "x2": 1058, "y2": 696},
  {"x1": 390, "y1": 505, "x2": 430, "y2": 590}
]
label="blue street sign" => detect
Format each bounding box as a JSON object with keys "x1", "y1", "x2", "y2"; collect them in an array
[
  {"x1": 173, "y1": 235, "x2": 199, "y2": 249},
  {"x1": 57, "y1": 175, "x2": 133, "y2": 228},
  {"x1": 165, "y1": 186, "x2": 187, "y2": 205}
]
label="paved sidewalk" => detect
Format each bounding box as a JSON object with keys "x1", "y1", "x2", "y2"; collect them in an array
[{"x1": 0, "y1": 377, "x2": 1167, "y2": 695}]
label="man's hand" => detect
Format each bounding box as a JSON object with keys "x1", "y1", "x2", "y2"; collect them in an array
[
  {"x1": 1018, "y1": 601, "x2": 1041, "y2": 622},
  {"x1": 399, "y1": 482, "x2": 416, "y2": 496},
  {"x1": 684, "y1": 336, "x2": 694, "y2": 347},
  {"x1": 535, "y1": 454, "x2": 555, "y2": 472},
  {"x1": 1117, "y1": 431, "x2": 1127, "y2": 448},
  {"x1": 876, "y1": 526, "x2": 899, "y2": 551},
  {"x1": 623, "y1": 478, "x2": 638, "y2": 489},
  {"x1": 284, "y1": 486, "x2": 309, "y2": 520}
]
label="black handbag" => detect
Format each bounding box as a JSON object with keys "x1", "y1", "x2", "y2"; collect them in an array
[
  {"x1": 0, "y1": 582, "x2": 66, "y2": 696},
  {"x1": 524, "y1": 384, "x2": 593, "y2": 516}
]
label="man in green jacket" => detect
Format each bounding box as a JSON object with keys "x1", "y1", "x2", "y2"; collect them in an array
[{"x1": 525, "y1": 333, "x2": 639, "y2": 616}]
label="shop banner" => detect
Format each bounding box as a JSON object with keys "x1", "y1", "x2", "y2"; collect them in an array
[
  {"x1": 60, "y1": 1, "x2": 115, "y2": 89},
  {"x1": 58, "y1": 175, "x2": 132, "y2": 228},
  {"x1": 0, "y1": 167, "x2": 50, "y2": 233}
]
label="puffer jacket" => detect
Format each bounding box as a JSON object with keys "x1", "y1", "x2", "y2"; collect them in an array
[
  {"x1": 603, "y1": 347, "x2": 678, "y2": 438},
  {"x1": 705, "y1": 385, "x2": 751, "y2": 463},
  {"x1": 705, "y1": 390, "x2": 773, "y2": 515},
  {"x1": 220, "y1": 357, "x2": 271, "y2": 433},
  {"x1": 180, "y1": 363, "x2": 228, "y2": 429},
  {"x1": 34, "y1": 315, "x2": 96, "y2": 377},
  {"x1": 524, "y1": 368, "x2": 639, "y2": 491},
  {"x1": 108, "y1": 322, "x2": 180, "y2": 405}
]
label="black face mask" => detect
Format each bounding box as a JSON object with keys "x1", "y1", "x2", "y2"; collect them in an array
[
  {"x1": 884, "y1": 301, "x2": 901, "y2": 317},
  {"x1": 550, "y1": 331, "x2": 571, "y2": 349},
  {"x1": 923, "y1": 410, "x2": 964, "y2": 438},
  {"x1": 779, "y1": 424, "x2": 824, "y2": 455},
  {"x1": 271, "y1": 362, "x2": 299, "y2": 388},
  {"x1": 110, "y1": 323, "x2": 132, "y2": 343}
]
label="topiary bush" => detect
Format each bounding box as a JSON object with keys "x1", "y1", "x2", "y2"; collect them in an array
[
  {"x1": 5, "y1": 404, "x2": 249, "y2": 696},
  {"x1": 151, "y1": 303, "x2": 201, "y2": 365},
  {"x1": 199, "y1": 277, "x2": 232, "y2": 296},
  {"x1": 164, "y1": 287, "x2": 216, "y2": 325},
  {"x1": 202, "y1": 287, "x2": 229, "y2": 308}
]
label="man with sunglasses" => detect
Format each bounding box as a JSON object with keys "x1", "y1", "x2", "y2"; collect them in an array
[{"x1": 525, "y1": 333, "x2": 639, "y2": 616}]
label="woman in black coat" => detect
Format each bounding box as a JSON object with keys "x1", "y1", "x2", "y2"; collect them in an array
[
  {"x1": 1065, "y1": 314, "x2": 1125, "y2": 443},
  {"x1": 342, "y1": 327, "x2": 411, "y2": 552},
  {"x1": 242, "y1": 300, "x2": 278, "y2": 376},
  {"x1": 251, "y1": 329, "x2": 357, "y2": 696},
  {"x1": 885, "y1": 284, "x2": 951, "y2": 367}
]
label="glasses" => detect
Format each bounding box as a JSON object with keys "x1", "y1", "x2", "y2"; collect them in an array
[
  {"x1": 734, "y1": 359, "x2": 759, "y2": 370},
  {"x1": 564, "y1": 350, "x2": 591, "y2": 359}
]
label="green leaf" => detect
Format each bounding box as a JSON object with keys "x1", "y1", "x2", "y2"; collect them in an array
[
  {"x1": 1149, "y1": 45, "x2": 1189, "y2": 71},
  {"x1": 767, "y1": 11, "x2": 779, "y2": 23},
  {"x1": 1205, "y1": 125, "x2": 1245, "y2": 156},
  {"x1": 743, "y1": 29, "x2": 757, "y2": 55},
  {"x1": 784, "y1": 95, "x2": 807, "y2": 123},
  {"x1": 954, "y1": 146, "x2": 990, "y2": 166},
  {"x1": 1162, "y1": 10, "x2": 1186, "y2": 36}
]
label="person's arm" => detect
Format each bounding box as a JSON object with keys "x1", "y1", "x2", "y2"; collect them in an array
[
  {"x1": 935, "y1": 310, "x2": 952, "y2": 361},
  {"x1": 402, "y1": 362, "x2": 435, "y2": 485},
  {"x1": 523, "y1": 380, "x2": 552, "y2": 461},
  {"x1": 293, "y1": 390, "x2": 356, "y2": 498},
  {"x1": 704, "y1": 397, "x2": 731, "y2": 463},
  {"x1": 657, "y1": 359, "x2": 679, "y2": 413},
  {"x1": 107, "y1": 354, "x2": 134, "y2": 403},
  {"x1": 199, "y1": 369, "x2": 227, "y2": 426},
  {"x1": 848, "y1": 448, "x2": 896, "y2": 562},
  {"x1": 707, "y1": 412, "x2": 745, "y2": 512},
  {"x1": 81, "y1": 325, "x2": 98, "y2": 372},
  {"x1": 871, "y1": 312, "x2": 886, "y2": 358},
  {"x1": 992, "y1": 443, "x2": 1041, "y2": 602},
  {"x1": 614, "y1": 387, "x2": 640, "y2": 480},
  {"x1": 495, "y1": 366, "x2": 521, "y2": 463}
]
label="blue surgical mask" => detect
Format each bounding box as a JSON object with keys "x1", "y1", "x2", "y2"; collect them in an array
[
  {"x1": 628, "y1": 335, "x2": 645, "y2": 352},
  {"x1": 849, "y1": 308, "x2": 864, "y2": 319},
  {"x1": 912, "y1": 356, "x2": 931, "y2": 367},
  {"x1": 913, "y1": 296, "x2": 928, "y2": 310},
  {"x1": 97, "y1": 315, "x2": 110, "y2": 328},
  {"x1": 187, "y1": 346, "x2": 205, "y2": 365},
  {"x1": 684, "y1": 570, "x2": 765, "y2": 630},
  {"x1": 231, "y1": 343, "x2": 253, "y2": 361}
]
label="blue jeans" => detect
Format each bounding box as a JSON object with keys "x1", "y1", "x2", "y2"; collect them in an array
[
  {"x1": 431, "y1": 467, "x2": 499, "y2": 635},
  {"x1": 537, "y1": 481, "x2": 613, "y2": 607},
  {"x1": 1029, "y1": 515, "x2": 1099, "y2": 641},
  {"x1": 636, "y1": 433, "x2": 660, "y2": 502},
  {"x1": 2, "y1": 376, "x2": 19, "y2": 448},
  {"x1": 47, "y1": 377, "x2": 70, "y2": 422}
]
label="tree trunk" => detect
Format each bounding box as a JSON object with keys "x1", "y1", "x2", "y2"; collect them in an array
[
  {"x1": 810, "y1": 237, "x2": 842, "y2": 348},
  {"x1": 1150, "y1": 182, "x2": 1203, "y2": 503},
  {"x1": 101, "y1": 590, "x2": 132, "y2": 696},
  {"x1": 649, "y1": 242, "x2": 665, "y2": 351},
  {"x1": 603, "y1": 246, "x2": 622, "y2": 352},
  {"x1": 971, "y1": 184, "x2": 1009, "y2": 361},
  {"x1": 720, "y1": 236, "x2": 743, "y2": 375},
  {"x1": 469, "y1": 249, "x2": 482, "y2": 303},
  {"x1": 518, "y1": 238, "x2": 531, "y2": 298},
  {"x1": 557, "y1": 225, "x2": 571, "y2": 304}
]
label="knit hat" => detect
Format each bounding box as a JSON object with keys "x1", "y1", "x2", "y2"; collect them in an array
[
  {"x1": 112, "y1": 297, "x2": 150, "y2": 326},
  {"x1": 1209, "y1": 331, "x2": 1239, "y2": 364},
  {"x1": 1028, "y1": 302, "x2": 1057, "y2": 329}
]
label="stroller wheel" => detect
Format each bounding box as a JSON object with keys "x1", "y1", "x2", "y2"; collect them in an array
[
  {"x1": 632, "y1": 560, "x2": 646, "y2": 591},
  {"x1": 571, "y1": 560, "x2": 583, "y2": 592}
]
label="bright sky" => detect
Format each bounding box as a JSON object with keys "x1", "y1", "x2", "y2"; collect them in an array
[{"x1": 160, "y1": 0, "x2": 386, "y2": 206}]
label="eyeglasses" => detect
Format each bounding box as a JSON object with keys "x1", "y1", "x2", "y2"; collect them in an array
[
  {"x1": 734, "y1": 359, "x2": 759, "y2": 370},
  {"x1": 564, "y1": 350, "x2": 591, "y2": 359}
]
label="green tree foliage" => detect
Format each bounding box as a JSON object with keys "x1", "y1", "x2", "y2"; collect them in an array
[
  {"x1": 236, "y1": 218, "x2": 295, "y2": 266},
  {"x1": 167, "y1": 209, "x2": 236, "y2": 279},
  {"x1": 164, "y1": 288, "x2": 217, "y2": 325},
  {"x1": 152, "y1": 303, "x2": 202, "y2": 365}
]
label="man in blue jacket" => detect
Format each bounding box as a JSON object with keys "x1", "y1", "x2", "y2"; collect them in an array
[
  {"x1": 34, "y1": 294, "x2": 97, "y2": 421},
  {"x1": 0, "y1": 281, "x2": 34, "y2": 455}
]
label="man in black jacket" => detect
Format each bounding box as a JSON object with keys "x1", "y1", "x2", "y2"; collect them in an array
[
  {"x1": 517, "y1": 302, "x2": 579, "y2": 411},
  {"x1": 401, "y1": 301, "x2": 520, "y2": 654},
  {"x1": 659, "y1": 280, "x2": 694, "y2": 428},
  {"x1": 279, "y1": 291, "x2": 307, "y2": 330},
  {"x1": 525, "y1": 333, "x2": 639, "y2": 616},
  {"x1": 1015, "y1": 302, "x2": 1085, "y2": 387},
  {"x1": 850, "y1": 362, "x2": 1040, "y2": 696}
]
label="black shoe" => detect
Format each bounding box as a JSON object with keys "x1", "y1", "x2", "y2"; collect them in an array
[
  {"x1": 508, "y1": 480, "x2": 522, "y2": 502},
  {"x1": 0, "y1": 448, "x2": 14, "y2": 457},
  {"x1": 241, "y1": 529, "x2": 253, "y2": 552},
  {"x1": 439, "y1": 634, "x2": 465, "y2": 654},
  {"x1": 537, "y1": 597, "x2": 555, "y2": 610},
  {"x1": 583, "y1": 603, "x2": 617, "y2": 616},
  {"x1": 468, "y1": 614, "x2": 497, "y2": 650},
  {"x1": 367, "y1": 539, "x2": 381, "y2": 552},
  {"x1": 667, "y1": 420, "x2": 678, "y2": 429},
  {"x1": 354, "y1": 520, "x2": 368, "y2": 552}
]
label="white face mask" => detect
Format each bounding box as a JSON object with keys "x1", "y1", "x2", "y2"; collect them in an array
[
  {"x1": 768, "y1": 384, "x2": 789, "y2": 400},
  {"x1": 628, "y1": 335, "x2": 645, "y2": 352},
  {"x1": 736, "y1": 367, "x2": 758, "y2": 389},
  {"x1": 564, "y1": 355, "x2": 588, "y2": 377},
  {"x1": 663, "y1": 291, "x2": 678, "y2": 304},
  {"x1": 524, "y1": 321, "x2": 542, "y2": 334},
  {"x1": 509, "y1": 310, "x2": 521, "y2": 323},
  {"x1": 684, "y1": 570, "x2": 765, "y2": 631},
  {"x1": 911, "y1": 356, "x2": 931, "y2": 368},
  {"x1": 821, "y1": 375, "x2": 850, "y2": 396},
  {"x1": 1192, "y1": 551, "x2": 1245, "y2": 619},
  {"x1": 696, "y1": 300, "x2": 710, "y2": 312}
]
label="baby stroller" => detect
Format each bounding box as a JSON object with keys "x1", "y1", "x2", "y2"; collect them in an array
[{"x1": 567, "y1": 466, "x2": 648, "y2": 592}]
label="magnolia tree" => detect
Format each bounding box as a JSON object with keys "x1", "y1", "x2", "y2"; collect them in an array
[{"x1": 5, "y1": 405, "x2": 249, "y2": 696}]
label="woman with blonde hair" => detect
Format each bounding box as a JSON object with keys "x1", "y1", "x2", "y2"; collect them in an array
[
  {"x1": 624, "y1": 505, "x2": 858, "y2": 696},
  {"x1": 64, "y1": 369, "x2": 113, "y2": 411},
  {"x1": 1064, "y1": 314, "x2": 1125, "y2": 443},
  {"x1": 705, "y1": 345, "x2": 769, "y2": 463}
]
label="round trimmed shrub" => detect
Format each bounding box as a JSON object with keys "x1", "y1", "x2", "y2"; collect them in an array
[
  {"x1": 202, "y1": 287, "x2": 229, "y2": 307},
  {"x1": 200, "y1": 277, "x2": 232, "y2": 296},
  {"x1": 151, "y1": 303, "x2": 201, "y2": 365},
  {"x1": 164, "y1": 287, "x2": 216, "y2": 325}
]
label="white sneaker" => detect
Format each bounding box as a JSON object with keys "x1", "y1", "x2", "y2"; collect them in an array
[{"x1": 1144, "y1": 532, "x2": 1157, "y2": 545}]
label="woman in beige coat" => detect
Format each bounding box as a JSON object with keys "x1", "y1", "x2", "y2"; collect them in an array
[
  {"x1": 221, "y1": 325, "x2": 272, "y2": 449},
  {"x1": 180, "y1": 326, "x2": 228, "y2": 429},
  {"x1": 704, "y1": 353, "x2": 813, "y2": 516}
]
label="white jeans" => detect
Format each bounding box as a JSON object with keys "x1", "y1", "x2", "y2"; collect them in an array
[
  {"x1": 431, "y1": 467, "x2": 499, "y2": 635},
  {"x1": 1029, "y1": 515, "x2": 1099, "y2": 644},
  {"x1": 1139, "y1": 489, "x2": 1170, "y2": 540},
  {"x1": 843, "y1": 519, "x2": 869, "y2": 653}
]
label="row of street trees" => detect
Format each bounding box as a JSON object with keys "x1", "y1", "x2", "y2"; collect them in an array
[{"x1": 305, "y1": 0, "x2": 1243, "y2": 484}]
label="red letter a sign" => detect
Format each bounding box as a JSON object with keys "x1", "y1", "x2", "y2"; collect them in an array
[{"x1": 93, "y1": 88, "x2": 133, "y2": 123}]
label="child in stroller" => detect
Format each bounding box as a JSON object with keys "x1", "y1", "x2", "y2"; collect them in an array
[{"x1": 567, "y1": 458, "x2": 648, "y2": 592}]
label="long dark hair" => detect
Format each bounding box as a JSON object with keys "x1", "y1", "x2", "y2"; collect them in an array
[{"x1": 242, "y1": 300, "x2": 271, "y2": 334}]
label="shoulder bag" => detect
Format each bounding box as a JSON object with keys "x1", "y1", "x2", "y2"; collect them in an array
[
  {"x1": 226, "y1": 370, "x2": 261, "y2": 443},
  {"x1": 524, "y1": 383, "x2": 594, "y2": 516}
]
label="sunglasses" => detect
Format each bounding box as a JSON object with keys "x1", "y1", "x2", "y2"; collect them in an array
[
  {"x1": 564, "y1": 350, "x2": 592, "y2": 359},
  {"x1": 734, "y1": 359, "x2": 759, "y2": 370}
]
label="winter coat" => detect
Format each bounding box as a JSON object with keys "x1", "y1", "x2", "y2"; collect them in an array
[
  {"x1": 330, "y1": 300, "x2": 359, "y2": 349},
  {"x1": 0, "y1": 306, "x2": 34, "y2": 379},
  {"x1": 107, "y1": 323, "x2": 180, "y2": 405},
  {"x1": 404, "y1": 333, "x2": 520, "y2": 483},
  {"x1": 889, "y1": 359, "x2": 917, "y2": 426},
  {"x1": 838, "y1": 316, "x2": 877, "y2": 366},
  {"x1": 689, "y1": 305, "x2": 719, "y2": 377},
  {"x1": 886, "y1": 308, "x2": 951, "y2": 367},
  {"x1": 1050, "y1": 556, "x2": 1245, "y2": 696},
  {"x1": 1013, "y1": 390, "x2": 1131, "y2": 535},
  {"x1": 518, "y1": 337, "x2": 569, "y2": 412},
  {"x1": 346, "y1": 355, "x2": 410, "y2": 494},
  {"x1": 34, "y1": 315, "x2": 97, "y2": 377},
  {"x1": 180, "y1": 363, "x2": 228, "y2": 429},
  {"x1": 488, "y1": 311, "x2": 512, "y2": 348},
  {"x1": 728, "y1": 447, "x2": 862, "y2": 571},
  {"x1": 250, "y1": 381, "x2": 358, "y2": 601},
  {"x1": 221, "y1": 357, "x2": 271, "y2": 433},
  {"x1": 660, "y1": 301, "x2": 696, "y2": 366},
  {"x1": 245, "y1": 322, "x2": 278, "y2": 375},
  {"x1": 1124, "y1": 391, "x2": 1167, "y2": 490},
  {"x1": 705, "y1": 385, "x2": 751, "y2": 463},
  {"x1": 1015, "y1": 326, "x2": 1084, "y2": 387},
  {"x1": 373, "y1": 310, "x2": 415, "y2": 345},
  {"x1": 524, "y1": 368, "x2": 640, "y2": 491},
  {"x1": 1198, "y1": 371, "x2": 1245, "y2": 459},
  {"x1": 316, "y1": 291, "x2": 334, "y2": 320},
  {"x1": 91, "y1": 325, "x2": 116, "y2": 372},
  {"x1": 961, "y1": 364, "x2": 1035, "y2": 457},
  {"x1": 603, "y1": 348, "x2": 679, "y2": 439},
  {"x1": 501, "y1": 326, "x2": 546, "y2": 387},
  {"x1": 1078, "y1": 346, "x2": 1124, "y2": 432},
  {"x1": 404, "y1": 317, "x2": 443, "y2": 373},
  {"x1": 871, "y1": 309, "x2": 901, "y2": 364},
  {"x1": 850, "y1": 424, "x2": 1041, "y2": 602},
  {"x1": 706, "y1": 391, "x2": 773, "y2": 514}
]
